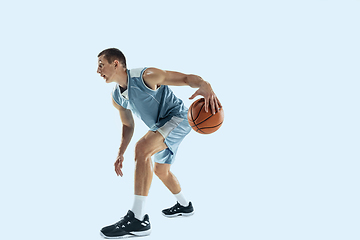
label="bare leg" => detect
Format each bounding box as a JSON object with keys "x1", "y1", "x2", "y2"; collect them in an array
[
  {"x1": 134, "y1": 155, "x2": 153, "y2": 196},
  {"x1": 154, "y1": 163, "x2": 181, "y2": 194},
  {"x1": 134, "y1": 131, "x2": 167, "y2": 196}
]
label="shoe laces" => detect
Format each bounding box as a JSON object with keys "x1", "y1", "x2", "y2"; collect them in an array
[
  {"x1": 169, "y1": 202, "x2": 182, "y2": 212},
  {"x1": 115, "y1": 212, "x2": 132, "y2": 226}
]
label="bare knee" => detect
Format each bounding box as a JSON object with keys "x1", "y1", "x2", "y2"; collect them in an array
[
  {"x1": 134, "y1": 140, "x2": 151, "y2": 161},
  {"x1": 154, "y1": 165, "x2": 170, "y2": 179}
]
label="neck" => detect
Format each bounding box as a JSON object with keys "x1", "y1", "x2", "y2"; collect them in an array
[{"x1": 113, "y1": 69, "x2": 128, "y2": 89}]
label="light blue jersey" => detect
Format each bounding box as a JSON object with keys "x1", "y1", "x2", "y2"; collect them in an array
[
  {"x1": 112, "y1": 68, "x2": 188, "y2": 131},
  {"x1": 112, "y1": 67, "x2": 191, "y2": 164}
]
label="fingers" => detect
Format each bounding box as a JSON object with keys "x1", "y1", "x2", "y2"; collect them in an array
[
  {"x1": 194, "y1": 94, "x2": 221, "y2": 114},
  {"x1": 217, "y1": 97, "x2": 222, "y2": 109},
  {"x1": 204, "y1": 96, "x2": 209, "y2": 113},
  {"x1": 114, "y1": 158, "x2": 124, "y2": 177},
  {"x1": 190, "y1": 84, "x2": 221, "y2": 114},
  {"x1": 209, "y1": 95, "x2": 222, "y2": 115},
  {"x1": 210, "y1": 96, "x2": 216, "y2": 115},
  {"x1": 189, "y1": 90, "x2": 199, "y2": 100},
  {"x1": 114, "y1": 161, "x2": 119, "y2": 175},
  {"x1": 115, "y1": 164, "x2": 123, "y2": 177},
  {"x1": 213, "y1": 96, "x2": 222, "y2": 114},
  {"x1": 214, "y1": 97, "x2": 220, "y2": 113}
]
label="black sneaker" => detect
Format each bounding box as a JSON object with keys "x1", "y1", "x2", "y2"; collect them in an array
[
  {"x1": 162, "y1": 202, "x2": 194, "y2": 218},
  {"x1": 100, "y1": 210, "x2": 151, "y2": 239}
]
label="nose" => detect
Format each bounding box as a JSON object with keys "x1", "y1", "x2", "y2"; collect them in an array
[{"x1": 97, "y1": 68, "x2": 101, "y2": 74}]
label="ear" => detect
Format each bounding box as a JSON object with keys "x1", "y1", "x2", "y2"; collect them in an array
[{"x1": 113, "y1": 59, "x2": 119, "y2": 68}]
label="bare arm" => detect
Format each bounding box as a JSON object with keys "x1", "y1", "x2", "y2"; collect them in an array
[
  {"x1": 143, "y1": 68, "x2": 222, "y2": 114},
  {"x1": 112, "y1": 97, "x2": 134, "y2": 176}
]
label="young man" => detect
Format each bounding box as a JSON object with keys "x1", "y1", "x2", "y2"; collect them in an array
[{"x1": 97, "y1": 48, "x2": 221, "y2": 238}]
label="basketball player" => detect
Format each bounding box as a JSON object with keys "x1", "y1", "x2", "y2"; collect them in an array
[{"x1": 97, "y1": 48, "x2": 221, "y2": 238}]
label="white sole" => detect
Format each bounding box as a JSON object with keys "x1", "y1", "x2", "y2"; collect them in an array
[
  {"x1": 162, "y1": 211, "x2": 195, "y2": 218},
  {"x1": 131, "y1": 229, "x2": 152, "y2": 236},
  {"x1": 100, "y1": 229, "x2": 151, "y2": 239}
]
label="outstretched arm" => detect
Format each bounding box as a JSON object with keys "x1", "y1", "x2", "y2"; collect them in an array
[{"x1": 143, "y1": 68, "x2": 222, "y2": 114}]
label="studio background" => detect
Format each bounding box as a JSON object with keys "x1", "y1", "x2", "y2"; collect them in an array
[{"x1": 0, "y1": 1, "x2": 359, "y2": 240}]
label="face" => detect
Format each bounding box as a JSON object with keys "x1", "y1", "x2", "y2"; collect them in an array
[{"x1": 97, "y1": 55, "x2": 116, "y2": 83}]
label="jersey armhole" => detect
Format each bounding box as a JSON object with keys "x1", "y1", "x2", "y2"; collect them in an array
[
  {"x1": 112, "y1": 85, "x2": 124, "y2": 108},
  {"x1": 111, "y1": 93, "x2": 121, "y2": 109},
  {"x1": 140, "y1": 67, "x2": 162, "y2": 92}
]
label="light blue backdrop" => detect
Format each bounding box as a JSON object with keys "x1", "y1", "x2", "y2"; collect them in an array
[{"x1": 0, "y1": 1, "x2": 359, "y2": 240}]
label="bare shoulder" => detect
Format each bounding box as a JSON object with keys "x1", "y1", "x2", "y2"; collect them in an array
[
  {"x1": 143, "y1": 67, "x2": 166, "y2": 79},
  {"x1": 143, "y1": 67, "x2": 166, "y2": 89}
]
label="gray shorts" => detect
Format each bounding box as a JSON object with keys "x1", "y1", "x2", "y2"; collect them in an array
[{"x1": 153, "y1": 116, "x2": 191, "y2": 164}]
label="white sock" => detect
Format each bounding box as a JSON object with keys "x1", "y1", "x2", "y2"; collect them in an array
[
  {"x1": 131, "y1": 195, "x2": 147, "y2": 221},
  {"x1": 174, "y1": 191, "x2": 189, "y2": 207}
]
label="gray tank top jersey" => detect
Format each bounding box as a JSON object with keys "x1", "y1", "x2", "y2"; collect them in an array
[{"x1": 112, "y1": 68, "x2": 188, "y2": 130}]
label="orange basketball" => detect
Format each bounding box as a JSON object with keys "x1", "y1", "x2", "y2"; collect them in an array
[{"x1": 187, "y1": 98, "x2": 224, "y2": 134}]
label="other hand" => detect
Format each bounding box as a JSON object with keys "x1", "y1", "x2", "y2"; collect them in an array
[
  {"x1": 114, "y1": 154, "x2": 124, "y2": 177},
  {"x1": 189, "y1": 81, "x2": 222, "y2": 115}
]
